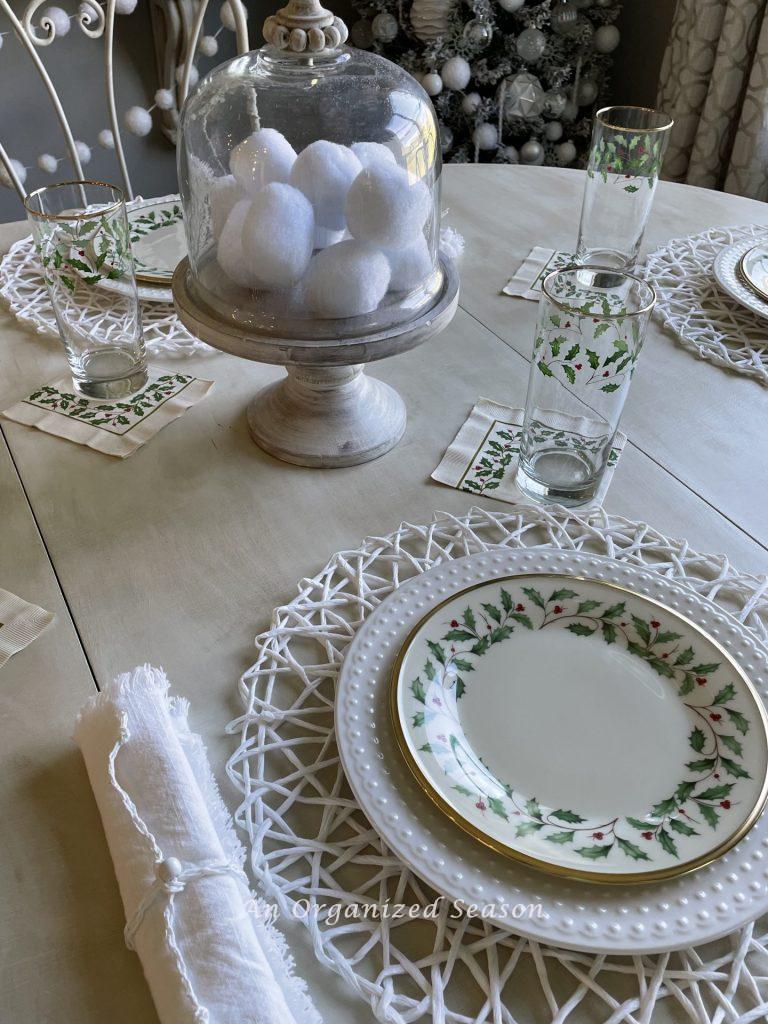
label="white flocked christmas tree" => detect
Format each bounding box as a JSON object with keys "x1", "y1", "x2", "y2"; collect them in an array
[{"x1": 348, "y1": 0, "x2": 621, "y2": 166}]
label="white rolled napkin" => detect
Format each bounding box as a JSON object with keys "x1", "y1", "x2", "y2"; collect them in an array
[{"x1": 74, "y1": 664, "x2": 320, "y2": 1024}]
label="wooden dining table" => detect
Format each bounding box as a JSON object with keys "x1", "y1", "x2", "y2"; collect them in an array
[{"x1": 1, "y1": 165, "x2": 766, "y2": 1023}]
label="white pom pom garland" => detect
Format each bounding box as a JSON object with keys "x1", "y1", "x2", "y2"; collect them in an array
[
  {"x1": 98, "y1": 129, "x2": 115, "y2": 149},
  {"x1": 37, "y1": 153, "x2": 58, "y2": 174},
  {"x1": 199, "y1": 34, "x2": 219, "y2": 56},
  {"x1": 220, "y1": 0, "x2": 247, "y2": 31},
  {"x1": 290, "y1": 140, "x2": 361, "y2": 231},
  {"x1": 115, "y1": 0, "x2": 138, "y2": 12},
  {"x1": 124, "y1": 106, "x2": 153, "y2": 136},
  {"x1": 386, "y1": 235, "x2": 432, "y2": 292},
  {"x1": 175, "y1": 64, "x2": 199, "y2": 87},
  {"x1": 440, "y1": 56, "x2": 471, "y2": 91},
  {"x1": 305, "y1": 240, "x2": 390, "y2": 318},
  {"x1": 43, "y1": 5, "x2": 70, "y2": 36},
  {"x1": 472, "y1": 123, "x2": 497, "y2": 150},
  {"x1": 461, "y1": 92, "x2": 483, "y2": 115},
  {"x1": 0, "y1": 159, "x2": 27, "y2": 189},
  {"x1": 231, "y1": 128, "x2": 297, "y2": 196},
  {"x1": 346, "y1": 163, "x2": 431, "y2": 250},
  {"x1": 74, "y1": 140, "x2": 91, "y2": 164},
  {"x1": 242, "y1": 183, "x2": 315, "y2": 289},
  {"x1": 154, "y1": 88, "x2": 175, "y2": 110}
]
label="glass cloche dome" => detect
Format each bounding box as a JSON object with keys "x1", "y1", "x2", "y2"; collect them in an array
[{"x1": 176, "y1": 2, "x2": 444, "y2": 342}]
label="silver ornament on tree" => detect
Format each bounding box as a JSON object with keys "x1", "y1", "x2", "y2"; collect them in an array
[
  {"x1": 515, "y1": 25, "x2": 546, "y2": 61},
  {"x1": 496, "y1": 0, "x2": 524, "y2": 11},
  {"x1": 550, "y1": 0, "x2": 579, "y2": 35},
  {"x1": 502, "y1": 145, "x2": 519, "y2": 163},
  {"x1": 410, "y1": 0, "x2": 454, "y2": 41},
  {"x1": 421, "y1": 71, "x2": 443, "y2": 96},
  {"x1": 463, "y1": 17, "x2": 492, "y2": 46},
  {"x1": 594, "y1": 24, "x2": 620, "y2": 52},
  {"x1": 371, "y1": 11, "x2": 398, "y2": 41},
  {"x1": 544, "y1": 120, "x2": 563, "y2": 141},
  {"x1": 555, "y1": 140, "x2": 577, "y2": 165},
  {"x1": 501, "y1": 71, "x2": 544, "y2": 120},
  {"x1": 576, "y1": 78, "x2": 598, "y2": 105},
  {"x1": 544, "y1": 88, "x2": 567, "y2": 116},
  {"x1": 349, "y1": 18, "x2": 374, "y2": 47},
  {"x1": 520, "y1": 138, "x2": 544, "y2": 165}
]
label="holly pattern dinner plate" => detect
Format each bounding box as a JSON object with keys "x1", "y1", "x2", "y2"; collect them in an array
[
  {"x1": 126, "y1": 197, "x2": 186, "y2": 284},
  {"x1": 739, "y1": 243, "x2": 768, "y2": 303},
  {"x1": 392, "y1": 574, "x2": 768, "y2": 882}
]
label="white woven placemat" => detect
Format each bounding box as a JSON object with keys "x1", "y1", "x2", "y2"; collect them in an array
[
  {"x1": 227, "y1": 505, "x2": 768, "y2": 1024},
  {"x1": 644, "y1": 225, "x2": 768, "y2": 386}
]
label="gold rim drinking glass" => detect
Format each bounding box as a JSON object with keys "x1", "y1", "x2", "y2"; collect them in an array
[
  {"x1": 576, "y1": 105, "x2": 674, "y2": 270},
  {"x1": 24, "y1": 181, "x2": 148, "y2": 400},
  {"x1": 517, "y1": 265, "x2": 656, "y2": 506}
]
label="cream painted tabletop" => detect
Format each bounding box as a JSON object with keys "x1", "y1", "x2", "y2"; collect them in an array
[{"x1": 0, "y1": 165, "x2": 766, "y2": 1024}]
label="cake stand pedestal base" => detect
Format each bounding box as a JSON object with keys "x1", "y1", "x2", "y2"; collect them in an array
[{"x1": 247, "y1": 363, "x2": 406, "y2": 468}]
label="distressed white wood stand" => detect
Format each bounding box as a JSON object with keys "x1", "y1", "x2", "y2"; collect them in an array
[{"x1": 173, "y1": 253, "x2": 459, "y2": 467}]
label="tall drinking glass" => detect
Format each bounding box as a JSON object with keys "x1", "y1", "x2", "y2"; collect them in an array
[
  {"x1": 24, "y1": 181, "x2": 148, "y2": 399},
  {"x1": 576, "y1": 106, "x2": 673, "y2": 269},
  {"x1": 517, "y1": 266, "x2": 655, "y2": 506}
]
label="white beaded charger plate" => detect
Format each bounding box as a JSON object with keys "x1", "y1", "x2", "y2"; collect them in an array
[
  {"x1": 227, "y1": 507, "x2": 768, "y2": 1020},
  {"x1": 391, "y1": 567, "x2": 768, "y2": 883},
  {"x1": 644, "y1": 224, "x2": 768, "y2": 386},
  {"x1": 713, "y1": 237, "x2": 768, "y2": 321}
]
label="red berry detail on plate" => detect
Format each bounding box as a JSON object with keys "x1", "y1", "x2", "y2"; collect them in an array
[
  {"x1": 450, "y1": 619, "x2": 458, "y2": 628},
  {"x1": 721, "y1": 800, "x2": 731, "y2": 809},
  {"x1": 710, "y1": 713, "x2": 721, "y2": 721},
  {"x1": 553, "y1": 606, "x2": 563, "y2": 614},
  {"x1": 592, "y1": 831, "x2": 604, "y2": 840},
  {"x1": 650, "y1": 620, "x2": 660, "y2": 629},
  {"x1": 642, "y1": 831, "x2": 653, "y2": 840},
  {"x1": 476, "y1": 800, "x2": 486, "y2": 811},
  {"x1": 516, "y1": 603, "x2": 525, "y2": 612},
  {"x1": 696, "y1": 676, "x2": 706, "y2": 684},
  {"x1": 661, "y1": 652, "x2": 669, "y2": 658},
  {"x1": 714, "y1": 773, "x2": 720, "y2": 779},
  {"x1": 603, "y1": 371, "x2": 610, "y2": 377},
  {"x1": 575, "y1": 363, "x2": 583, "y2": 370}
]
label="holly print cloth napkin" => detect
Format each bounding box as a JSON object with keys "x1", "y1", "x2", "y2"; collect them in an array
[
  {"x1": 0, "y1": 588, "x2": 54, "y2": 668},
  {"x1": 432, "y1": 398, "x2": 626, "y2": 507},
  {"x1": 502, "y1": 247, "x2": 575, "y2": 301},
  {"x1": 1, "y1": 372, "x2": 213, "y2": 458}
]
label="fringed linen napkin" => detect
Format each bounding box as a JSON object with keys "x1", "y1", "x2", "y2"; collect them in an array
[
  {"x1": 0, "y1": 587, "x2": 54, "y2": 667},
  {"x1": 74, "y1": 665, "x2": 321, "y2": 1024}
]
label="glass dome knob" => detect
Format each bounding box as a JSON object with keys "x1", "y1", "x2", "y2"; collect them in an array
[{"x1": 262, "y1": 0, "x2": 349, "y2": 54}]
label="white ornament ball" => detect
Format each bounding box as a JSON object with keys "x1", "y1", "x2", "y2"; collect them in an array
[
  {"x1": 594, "y1": 24, "x2": 620, "y2": 52},
  {"x1": 43, "y1": 6, "x2": 70, "y2": 36},
  {"x1": 351, "y1": 142, "x2": 397, "y2": 171},
  {"x1": 305, "y1": 240, "x2": 391, "y2": 319},
  {"x1": 346, "y1": 163, "x2": 430, "y2": 249},
  {"x1": 124, "y1": 106, "x2": 153, "y2": 136},
  {"x1": 199, "y1": 34, "x2": 219, "y2": 57},
  {"x1": 556, "y1": 140, "x2": 577, "y2": 165},
  {"x1": 439, "y1": 124, "x2": 454, "y2": 153},
  {"x1": 349, "y1": 18, "x2": 374, "y2": 48},
  {"x1": 441, "y1": 56, "x2": 471, "y2": 91},
  {"x1": 520, "y1": 139, "x2": 544, "y2": 165},
  {"x1": 496, "y1": 0, "x2": 525, "y2": 10},
  {"x1": 577, "y1": 79, "x2": 599, "y2": 105},
  {"x1": 98, "y1": 129, "x2": 115, "y2": 149},
  {"x1": 38, "y1": 153, "x2": 58, "y2": 174},
  {"x1": 562, "y1": 99, "x2": 579, "y2": 122},
  {"x1": 217, "y1": 199, "x2": 257, "y2": 289},
  {"x1": 473, "y1": 123, "x2": 497, "y2": 150},
  {"x1": 550, "y1": 0, "x2": 579, "y2": 36},
  {"x1": 242, "y1": 183, "x2": 314, "y2": 289},
  {"x1": 502, "y1": 145, "x2": 519, "y2": 163},
  {"x1": 371, "y1": 11, "x2": 398, "y2": 41},
  {"x1": 176, "y1": 64, "x2": 199, "y2": 87},
  {"x1": 231, "y1": 128, "x2": 297, "y2": 196},
  {"x1": 154, "y1": 88, "x2": 175, "y2": 110},
  {"x1": 291, "y1": 140, "x2": 361, "y2": 231},
  {"x1": 220, "y1": 0, "x2": 247, "y2": 31},
  {"x1": 386, "y1": 235, "x2": 432, "y2": 291},
  {"x1": 114, "y1": 0, "x2": 137, "y2": 12},
  {"x1": 516, "y1": 26, "x2": 547, "y2": 62},
  {"x1": 421, "y1": 72, "x2": 443, "y2": 97},
  {"x1": 461, "y1": 92, "x2": 483, "y2": 115},
  {"x1": 75, "y1": 140, "x2": 91, "y2": 164},
  {"x1": 0, "y1": 159, "x2": 27, "y2": 189},
  {"x1": 544, "y1": 120, "x2": 563, "y2": 141},
  {"x1": 210, "y1": 174, "x2": 243, "y2": 240}
]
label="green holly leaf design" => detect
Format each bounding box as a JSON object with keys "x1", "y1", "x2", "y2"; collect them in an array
[
  {"x1": 689, "y1": 727, "x2": 706, "y2": 752},
  {"x1": 720, "y1": 734, "x2": 743, "y2": 757},
  {"x1": 624, "y1": 184, "x2": 639, "y2": 193},
  {"x1": 564, "y1": 343, "x2": 580, "y2": 361},
  {"x1": 601, "y1": 621, "x2": 617, "y2": 645},
  {"x1": 550, "y1": 335, "x2": 565, "y2": 356},
  {"x1": 500, "y1": 588, "x2": 513, "y2": 613},
  {"x1": 545, "y1": 830, "x2": 574, "y2": 844},
  {"x1": 712, "y1": 683, "x2": 736, "y2": 705},
  {"x1": 576, "y1": 600, "x2": 601, "y2": 614},
  {"x1": 488, "y1": 797, "x2": 508, "y2": 820},
  {"x1": 481, "y1": 603, "x2": 502, "y2": 623},
  {"x1": 656, "y1": 631, "x2": 683, "y2": 644},
  {"x1": 462, "y1": 607, "x2": 477, "y2": 632},
  {"x1": 524, "y1": 797, "x2": 542, "y2": 819},
  {"x1": 648, "y1": 656, "x2": 675, "y2": 679},
  {"x1": 511, "y1": 612, "x2": 534, "y2": 630},
  {"x1": 720, "y1": 757, "x2": 750, "y2": 780},
  {"x1": 601, "y1": 383, "x2": 620, "y2": 393},
  {"x1": 602, "y1": 602, "x2": 626, "y2": 619},
  {"x1": 632, "y1": 615, "x2": 651, "y2": 644},
  {"x1": 538, "y1": 360, "x2": 554, "y2": 378},
  {"x1": 656, "y1": 828, "x2": 679, "y2": 858},
  {"x1": 566, "y1": 623, "x2": 595, "y2": 637},
  {"x1": 678, "y1": 677, "x2": 695, "y2": 697},
  {"x1": 726, "y1": 708, "x2": 750, "y2": 735},
  {"x1": 651, "y1": 797, "x2": 677, "y2": 818},
  {"x1": 470, "y1": 638, "x2": 490, "y2": 656},
  {"x1": 419, "y1": 742, "x2": 432, "y2": 753},
  {"x1": 669, "y1": 817, "x2": 698, "y2": 837},
  {"x1": 522, "y1": 587, "x2": 546, "y2": 609},
  {"x1": 691, "y1": 662, "x2": 720, "y2": 676},
  {"x1": 411, "y1": 711, "x2": 424, "y2": 728},
  {"x1": 686, "y1": 758, "x2": 716, "y2": 773},
  {"x1": 516, "y1": 820, "x2": 545, "y2": 837},
  {"x1": 563, "y1": 366, "x2": 576, "y2": 384},
  {"x1": 549, "y1": 313, "x2": 561, "y2": 328},
  {"x1": 410, "y1": 679, "x2": 426, "y2": 704},
  {"x1": 549, "y1": 589, "x2": 578, "y2": 603},
  {"x1": 696, "y1": 801, "x2": 720, "y2": 829},
  {"x1": 550, "y1": 808, "x2": 585, "y2": 824},
  {"x1": 675, "y1": 647, "x2": 695, "y2": 666},
  {"x1": 453, "y1": 784, "x2": 474, "y2": 798},
  {"x1": 626, "y1": 816, "x2": 652, "y2": 830},
  {"x1": 444, "y1": 629, "x2": 476, "y2": 641},
  {"x1": 576, "y1": 843, "x2": 613, "y2": 860},
  {"x1": 696, "y1": 783, "x2": 734, "y2": 801},
  {"x1": 455, "y1": 678, "x2": 466, "y2": 699},
  {"x1": 616, "y1": 837, "x2": 651, "y2": 861},
  {"x1": 424, "y1": 660, "x2": 436, "y2": 681},
  {"x1": 674, "y1": 780, "x2": 697, "y2": 803},
  {"x1": 453, "y1": 658, "x2": 474, "y2": 673},
  {"x1": 427, "y1": 640, "x2": 445, "y2": 665}
]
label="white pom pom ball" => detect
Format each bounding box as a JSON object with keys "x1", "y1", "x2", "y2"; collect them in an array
[
  {"x1": 290, "y1": 140, "x2": 361, "y2": 231},
  {"x1": 43, "y1": 6, "x2": 70, "y2": 36},
  {"x1": 472, "y1": 123, "x2": 497, "y2": 150},
  {"x1": 461, "y1": 92, "x2": 482, "y2": 115},
  {"x1": 176, "y1": 64, "x2": 199, "y2": 87},
  {"x1": 386, "y1": 235, "x2": 432, "y2": 292},
  {"x1": 98, "y1": 129, "x2": 115, "y2": 149},
  {"x1": 544, "y1": 120, "x2": 563, "y2": 141},
  {"x1": 124, "y1": 106, "x2": 153, "y2": 136},
  {"x1": 497, "y1": 0, "x2": 524, "y2": 10},
  {"x1": 75, "y1": 140, "x2": 91, "y2": 164},
  {"x1": 351, "y1": 141, "x2": 397, "y2": 170},
  {"x1": 305, "y1": 240, "x2": 390, "y2": 318},
  {"x1": 115, "y1": 0, "x2": 137, "y2": 12},
  {"x1": 210, "y1": 175, "x2": 244, "y2": 240},
  {"x1": 220, "y1": 0, "x2": 247, "y2": 31},
  {"x1": 242, "y1": 183, "x2": 314, "y2": 289},
  {"x1": 0, "y1": 159, "x2": 27, "y2": 189},
  {"x1": 217, "y1": 199, "x2": 257, "y2": 289},
  {"x1": 594, "y1": 24, "x2": 620, "y2": 53},
  {"x1": 346, "y1": 163, "x2": 430, "y2": 249},
  {"x1": 199, "y1": 34, "x2": 218, "y2": 56},
  {"x1": 556, "y1": 140, "x2": 577, "y2": 165},
  {"x1": 231, "y1": 128, "x2": 297, "y2": 196},
  {"x1": 421, "y1": 72, "x2": 443, "y2": 97},
  {"x1": 38, "y1": 153, "x2": 58, "y2": 174},
  {"x1": 154, "y1": 88, "x2": 175, "y2": 110},
  {"x1": 441, "y1": 56, "x2": 471, "y2": 91},
  {"x1": 577, "y1": 79, "x2": 599, "y2": 105}
]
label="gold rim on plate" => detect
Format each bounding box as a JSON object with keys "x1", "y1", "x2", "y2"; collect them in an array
[
  {"x1": 737, "y1": 245, "x2": 768, "y2": 304},
  {"x1": 389, "y1": 573, "x2": 768, "y2": 885}
]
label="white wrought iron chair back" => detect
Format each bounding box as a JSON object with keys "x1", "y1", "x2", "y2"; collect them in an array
[{"x1": 0, "y1": 0, "x2": 249, "y2": 202}]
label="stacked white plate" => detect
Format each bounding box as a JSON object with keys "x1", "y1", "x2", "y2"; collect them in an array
[
  {"x1": 713, "y1": 235, "x2": 768, "y2": 320},
  {"x1": 335, "y1": 548, "x2": 768, "y2": 954},
  {"x1": 100, "y1": 195, "x2": 185, "y2": 304}
]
